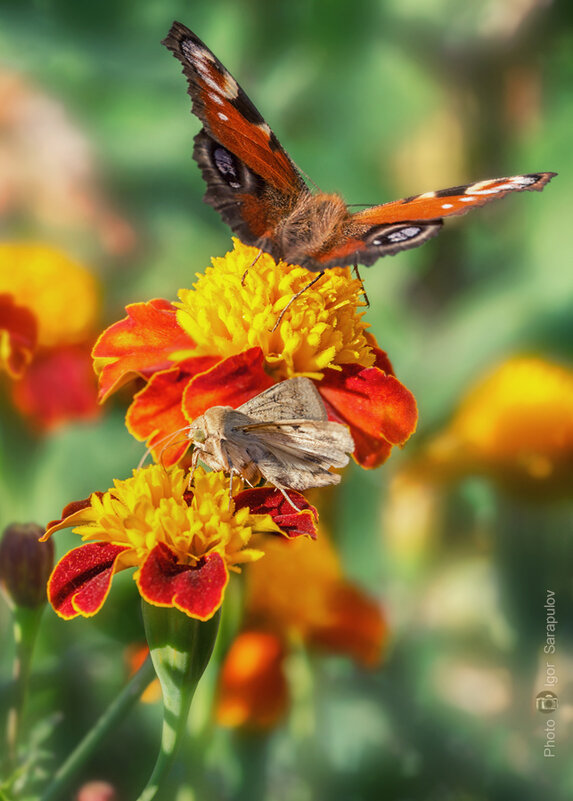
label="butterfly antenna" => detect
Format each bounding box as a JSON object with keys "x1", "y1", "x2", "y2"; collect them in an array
[
  {"x1": 353, "y1": 258, "x2": 370, "y2": 307},
  {"x1": 270, "y1": 271, "x2": 325, "y2": 333},
  {"x1": 137, "y1": 424, "x2": 193, "y2": 470},
  {"x1": 291, "y1": 157, "x2": 321, "y2": 193}
]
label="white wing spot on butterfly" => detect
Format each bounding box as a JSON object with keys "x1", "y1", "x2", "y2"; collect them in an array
[
  {"x1": 222, "y1": 74, "x2": 239, "y2": 99},
  {"x1": 417, "y1": 191, "x2": 437, "y2": 200},
  {"x1": 460, "y1": 196, "x2": 476, "y2": 202},
  {"x1": 257, "y1": 122, "x2": 272, "y2": 138},
  {"x1": 218, "y1": 112, "x2": 229, "y2": 121},
  {"x1": 209, "y1": 93, "x2": 224, "y2": 105},
  {"x1": 441, "y1": 203, "x2": 454, "y2": 209}
]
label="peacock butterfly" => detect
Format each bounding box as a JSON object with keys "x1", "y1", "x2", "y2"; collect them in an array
[{"x1": 162, "y1": 22, "x2": 555, "y2": 272}]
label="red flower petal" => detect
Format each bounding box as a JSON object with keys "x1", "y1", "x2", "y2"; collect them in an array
[
  {"x1": 48, "y1": 542, "x2": 130, "y2": 619},
  {"x1": 182, "y1": 347, "x2": 274, "y2": 421},
  {"x1": 319, "y1": 364, "x2": 418, "y2": 469},
  {"x1": 11, "y1": 344, "x2": 101, "y2": 431},
  {"x1": 125, "y1": 360, "x2": 215, "y2": 464},
  {"x1": 234, "y1": 488, "x2": 318, "y2": 538},
  {"x1": 92, "y1": 300, "x2": 195, "y2": 402},
  {"x1": 137, "y1": 543, "x2": 228, "y2": 621},
  {"x1": 0, "y1": 294, "x2": 38, "y2": 378}
]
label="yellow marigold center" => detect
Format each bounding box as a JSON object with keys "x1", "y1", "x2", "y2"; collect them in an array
[
  {"x1": 0, "y1": 243, "x2": 100, "y2": 347},
  {"x1": 452, "y1": 357, "x2": 573, "y2": 461},
  {"x1": 175, "y1": 239, "x2": 374, "y2": 380},
  {"x1": 74, "y1": 464, "x2": 278, "y2": 571}
]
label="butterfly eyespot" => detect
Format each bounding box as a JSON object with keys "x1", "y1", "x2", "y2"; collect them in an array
[
  {"x1": 190, "y1": 428, "x2": 206, "y2": 444},
  {"x1": 213, "y1": 147, "x2": 241, "y2": 189}
]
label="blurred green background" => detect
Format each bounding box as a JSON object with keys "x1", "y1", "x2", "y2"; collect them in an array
[{"x1": 1, "y1": 0, "x2": 572, "y2": 799}]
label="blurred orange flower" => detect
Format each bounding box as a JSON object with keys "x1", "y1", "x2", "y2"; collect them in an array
[
  {"x1": 0, "y1": 243, "x2": 101, "y2": 429},
  {"x1": 418, "y1": 356, "x2": 573, "y2": 492},
  {"x1": 216, "y1": 527, "x2": 388, "y2": 730}
]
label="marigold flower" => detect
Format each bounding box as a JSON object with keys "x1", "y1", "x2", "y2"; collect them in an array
[
  {"x1": 0, "y1": 243, "x2": 99, "y2": 348},
  {"x1": 216, "y1": 525, "x2": 388, "y2": 730},
  {"x1": 0, "y1": 243, "x2": 101, "y2": 428},
  {"x1": 418, "y1": 356, "x2": 573, "y2": 492},
  {"x1": 0, "y1": 294, "x2": 37, "y2": 378},
  {"x1": 216, "y1": 631, "x2": 288, "y2": 730},
  {"x1": 42, "y1": 464, "x2": 317, "y2": 621},
  {"x1": 93, "y1": 240, "x2": 417, "y2": 468}
]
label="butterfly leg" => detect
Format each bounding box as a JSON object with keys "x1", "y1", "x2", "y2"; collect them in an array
[
  {"x1": 353, "y1": 258, "x2": 370, "y2": 307},
  {"x1": 270, "y1": 271, "x2": 325, "y2": 332},
  {"x1": 241, "y1": 249, "x2": 263, "y2": 286}
]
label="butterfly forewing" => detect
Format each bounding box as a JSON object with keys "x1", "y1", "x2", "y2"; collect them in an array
[{"x1": 163, "y1": 22, "x2": 308, "y2": 212}]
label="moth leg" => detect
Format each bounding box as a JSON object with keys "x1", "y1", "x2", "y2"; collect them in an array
[
  {"x1": 353, "y1": 258, "x2": 369, "y2": 307},
  {"x1": 241, "y1": 249, "x2": 263, "y2": 286},
  {"x1": 187, "y1": 448, "x2": 200, "y2": 490},
  {"x1": 270, "y1": 271, "x2": 325, "y2": 333},
  {"x1": 228, "y1": 468, "x2": 236, "y2": 509},
  {"x1": 277, "y1": 486, "x2": 302, "y2": 512}
]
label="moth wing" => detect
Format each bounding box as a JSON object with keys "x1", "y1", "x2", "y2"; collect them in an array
[
  {"x1": 239, "y1": 420, "x2": 354, "y2": 490},
  {"x1": 238, "y1": 377, "x2": 328, "y2": 423},
  {"x1": 162, "y1": 22, "x2": 309, "y2": 250},
  {"x1": 307, "y1": 171, "x2": 557, "y2": 270}
]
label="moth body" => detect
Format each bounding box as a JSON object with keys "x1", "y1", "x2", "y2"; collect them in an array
[{"x1": 188, "y1": 378, "x2": 355, "y2": 495}]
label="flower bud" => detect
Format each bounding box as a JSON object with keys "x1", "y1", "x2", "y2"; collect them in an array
[{"x1": 0, "y1": 523, "x2": 54, "y2": 608}]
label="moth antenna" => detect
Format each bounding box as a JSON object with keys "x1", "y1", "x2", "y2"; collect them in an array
[
  {"x1": 270, "y1": 271, "x2": 325, "y2": 333},
  {"x1": 137, "y1": 424, "x2": 193, "y2": 469},
  {"x1": 241, "y1": 249, "x2": 263, "y2": 286},
  {"x1": 353, "y1": 258, "x2": 369, "y2": 307},
  {"x1": 278, "y1": 486, "x2": 302, "y2": 512}
]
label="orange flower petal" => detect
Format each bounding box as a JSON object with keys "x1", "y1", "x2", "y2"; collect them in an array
[
  {"x1": 181, "y1": 347, "x2": 274, "y2": 421},
  {"x1": 320, "y1": 363, "x2": 418, "y2": 468},
  {"x1": 92, "y1": 299, "x2": 194, "y2": 401},
  {"x1": 125, "y1": 362, "x2": 208, "y2": 464},
  {"x1": 216, "y1": 630, "x2": 288, "y2": 730}
]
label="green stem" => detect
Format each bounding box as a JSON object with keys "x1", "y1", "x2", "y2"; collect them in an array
[
  {"x1": 39, "y1": 655, "x2": 157, "y2": 801},
  {"x1": 3, "y1": 605, "x2": 43, "y2": 775},
  {"x1": 136, "y1": 604, "x2": 220, "y2": 801}
]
